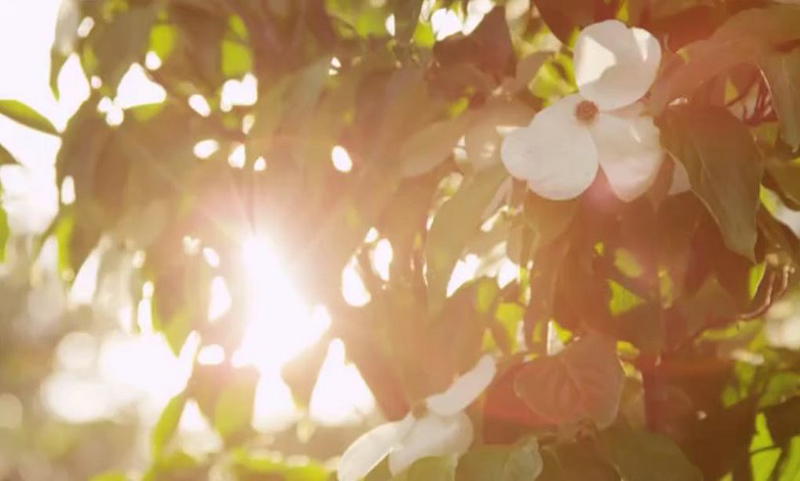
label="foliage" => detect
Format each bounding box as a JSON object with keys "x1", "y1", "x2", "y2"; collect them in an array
[{"x1": 4, "y1": 0, "x2": 800, "y2": 479}]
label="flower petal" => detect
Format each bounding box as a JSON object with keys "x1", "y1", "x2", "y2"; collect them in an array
[
  {"x1": 574, "y1": 20, "x2": 662, "y2": 111},
  {"x1": 591, "y1": 111, "x2": 664, "y2": 202},
  {"x1": 500, "y1": 95, "x2": 599, "y2": 201},
  {"x1": 338, "y1": 415, "x2": 415, "y2": 481},
  {"x1": 426, "y1": 355, "x2": 497, "y2": 417},
  {"x1": 388, "y1": 412, "x2": 473, "y2": 475},
  {"x1": 668, "y1": 160, "x2": 691, "y2": 195}
]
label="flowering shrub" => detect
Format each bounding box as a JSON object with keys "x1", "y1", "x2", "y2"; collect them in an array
[{"x1": 4, "y1": 0, "x2": 800, "y2": 479}]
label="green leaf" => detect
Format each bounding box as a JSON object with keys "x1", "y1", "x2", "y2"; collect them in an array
[
  {"x1": 151, "y1": 393, "x2": 187, "y2": 459},
  {"x1": 0, "y1": 143, "x2": 16, "y2": 165},
  {"x1": 456, "y1": 439, "x2": 544, "y2": 481},
  {"x1": 0, "y1": 100, "x2": 58, "y2": 135},
  {"x1": 221, "y1": 40, "x2": 252, "y2": 77},
  {"x1": 712, "y1": 4, "x2": 800, "y2": 46},
  {"x1": 648, "y1": 37, "x2": 765, "y2": 114},
  {"x1": 760, "y1": 47, "x2": 800, "y2": 150},
  {"x1": 531, "y1": 0, "x2": 594, "y2": 43},
  {"x1": 391, "y1": 0, "x2": 424, "y2": 44},
  {"x1": 400, "y1": 114, "x2": 472, "y2": 177},
  {"x1": 765, "y1": 396, "x2": 800, "y2": 447},
  {"x1": 513, "y1": 334, "x2": 624, "y2": 428},
  {"x1": 89, "y1": 473, "x2": 129, "y2": 481},
  {"x1": 767, "y1": 157, "x2": 800, "y2": 208},
  {"x1": 773, "y1": 438, "x2": 800, "y2": 481},
  {"x1": 393, "y1": 456, "x2": 455, "y2": 481},
  {"x1": 425, "y1": 164, "x2": 509, "y2": 313},
  {"x1": 90, "y1": 6, "x2": 158, "y2": 94},
  {"x1": 230, "y1": 450, "x2": 330, "y2": 481},
  {"x1": 662, "y1": 104, "x2": 763, "y2": 260},
  {"x1": 649, "y1": 5, "x2": 800, "y2": 113},
  {"x1": 538, "y1": 442, "x2": 619, "y2": 481},
  {"x1": 213, "y1": 369, "x2": 258, "y2": 438},
  {"x1": 523, "y1": 194, "x2": 577, "y2": 252},
  {"x1": 598, "y1": 424, "x2": 703, "y2": 481}
]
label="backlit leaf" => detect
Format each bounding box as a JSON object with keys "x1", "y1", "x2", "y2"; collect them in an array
[
  {"x1": 513, "y1": 334, "x2": 624, "y2": 428},
  {"x1": 425, "y1": 164, "x2": 509, "y2": 313},
  {"x1": 151, "y1": 393, "x2": 187, "y2": 459},
  {"x1": 662, "y1": 104, "x2": 763, "y2": 260},
  {"x1": 456, "y1": 439, "x2": 544, "y2": 481},
  {"x1": 760, "y1": 47, "x2": 800, "y2": 150},
  {"x1": 0, "y1": 100, "x2": 58, "y2": 135},
  {"x1": 598, "y1": 423, "x2": 702, "y2": 481}
]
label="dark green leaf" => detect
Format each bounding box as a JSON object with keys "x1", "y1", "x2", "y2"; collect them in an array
[
  {"x1": 531, "y1": 0, "x2": 594, "y2": 43},
  {"x1": 767, "y1": 157, "x2": 800, "y2": 208},
  {"x1": 662, "y1": 104, "x2": 763, "y2": 259},
  {"x1": 598, "y1": 424, "x2": 702, "y2": 481},
  {"x1": 89, "y1": 6, "x2": 158, "y2": 94},
  {"x1": 456, "y1": 439, "x2": 544, "y2": 481},
  {"x1": 712, "y1": 4, "x2": 800, "y2": 46},
  {"x1": 425, "y1": 164, "x2": 509, "y2": 313},
  {"x1": 648, "y1": 37, "x2": 765, "y2": 114},
  {"x1": 760, "y1": 47, "x2": 800, "y2": 150},
  {"x1": 0, "y1": 100, "x2": 58, "y2": 135},
  {"x1": 433, "y1": 7, "x2": 515, "y2": 80},
  {"x1": 391, "y1": 0, "x2": 424, "y2": 44},
  {"x1": 400, "y1": 114, "x2": 471, "y2": 177},
  {"x1": 538, "y1": 442, "x2": 619, "y2": 481},
  {"x1": 765, "y1": 396, "x2": 800, "y2": 447},
  {"x1": 513, "y1": 334, "x2": 624, "y2": 428}
]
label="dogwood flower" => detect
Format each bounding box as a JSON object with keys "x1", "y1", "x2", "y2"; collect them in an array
[
  {"x1": 337, "y1": 355, "x2": 496, "y2": 481},
  {"x1": 501, "y1": 20, "x2": 664, "y2": 201}
]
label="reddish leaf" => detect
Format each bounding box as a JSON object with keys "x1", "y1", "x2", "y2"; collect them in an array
[{"x1": 513, "y1": 335, "x2": 624, "y2": 428}]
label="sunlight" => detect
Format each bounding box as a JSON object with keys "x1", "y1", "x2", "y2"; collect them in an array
[
  {"x1": 220, "y1": 73, "x2": 258, "y2": 111},
  {"x1": 233, "y1": 236, "x2": 331, "y2": 374},
  {"x1": 309, "y1": 339, "x2": 376, "y2": 426}
]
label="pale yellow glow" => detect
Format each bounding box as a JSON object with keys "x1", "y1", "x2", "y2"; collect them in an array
[
  {"x1": 309, "y1": 339, "x2": 376, "y2": 426},
  {"x1": 233, "y1": 236, "x2": 331, "y2": 374},
  {"x1": 188, "y1": 94, "x2": 212, "y2": 117},
  {"x1": 193, "y1": 139, "x2": 219, "y2": 159},
  {"x1": 431, "y1": 8, "x2": 464, "y2": 40},
  {"x1": 331, "y1": 145, "x2": 354, "y2": 173},
  {"x1": 197, "y1": 344, "x2": 226, "y2": 365},
  {"x1": 253, "y1": 156, "x2": 267, "y2": 171},
  {"x1": 0, "y1": 1, "x2": 376, "y2": 431},
  {"x1": 228, "y1": 144, "x2": 246, "y2": 168},
  {"x1": 220, "y1": 73, "x2": 258, "y2": 111},
  {"x1": 341, "y1": 257, "x2": 371, "y2": 307},
  {"x1": 372, "y1": 239, "x2": 393, "y2": 281},
  {"x1": 145, "y1": 51, "x2": 162, "y2": 71},
  {"x1": 116, "y1": 63, "x2": 167, "y2": 109},
  {"x1": 208, "y1": 276, "x2": 232, "y2": 321}
]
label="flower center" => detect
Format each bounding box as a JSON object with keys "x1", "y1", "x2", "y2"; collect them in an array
[
  {"x1": 575, "y1": 100, "x2": 599, "y2": 123},
  {"x1": 411, "y1": 403, "x2": 428, "y2": 419}
]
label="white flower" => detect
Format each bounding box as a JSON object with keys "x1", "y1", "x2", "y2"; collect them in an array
[
  {"x1": 501, "y1": 20, "x2": 665, "y2": 201},
  {"x1": 337, "y1": 355, "x2": 496, "y2": 481}
]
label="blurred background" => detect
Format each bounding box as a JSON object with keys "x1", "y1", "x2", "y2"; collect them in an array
[
  {"x1": 0, "y1": 1, "x2": 506, "y2": 479},
  {"x1": 0, "y1": 1, "x2": 381, "y2": 479}
]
